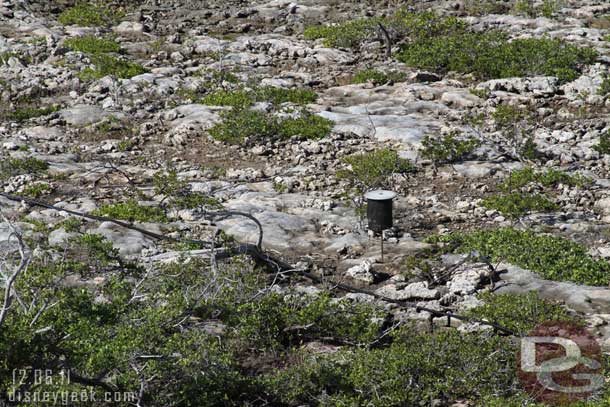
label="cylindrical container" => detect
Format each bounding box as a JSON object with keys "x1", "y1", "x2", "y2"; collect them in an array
[{"x1": 365, "y1": 190, "x2": 396, "y2": 232}]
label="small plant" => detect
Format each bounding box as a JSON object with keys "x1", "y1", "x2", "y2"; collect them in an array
[
  {"x1": 482, "y1": 192, "x2": 558, "y2": 218},
  {"x1": 598, "y1": 78, "x2": 610, "y2": 96},
  {"x1": 199, "y1": 89, "x2": 252, "y2": 108},
  {"x1": 64, "y1": 36, "x2": 120, "y2": 54},
  {"x1": 502, "y1": 167, "x2": 589, "y2": 190},
  {"x1": 7, "y1": 105, "x2": 59, "y2": 122},
  {"x1": 430, "y1": 227, "x2": 610, "y2": 286},
  {"x1": 420, "y1": 133, "x2": 479, "y2": 164},
  {"x1": 200, "y1": 87, "x2": 317, "y2": 108},
  {"x1": 337, "y1": 148, "x2": 414, "y2": 191},
  {"x1": 58, "y1": 2, "x2": 124, "y2": 27},
  {"x1": 465, "y1": 291, "x2": 575, "y2": 335},
  {"x1": 22, "y1": 183, "x2": 53, "y2": 198},
  {"x1": 593, "y1": 130, "x2": 610, "y2": 155},
  {"x1": 92, "y1": 199, "x2": 168, "y2": 223},
  {"x1": 351, "y1": 69, "x2": 407, "y2": 85},
  {"x1": 79, "y1": 54, "x2": 147, "y2": 80},
  {"x1": 153, "y1": 169, "x2": 222, "y2": 210},
  {"x1": 278, "y1": 113, "x2": 333, "y2": 140},
  {"x1": 208, "y1": 109, "x2": 278, "y2": 144},
  {"x1": 0, "y1": 157, "x2": 49, "y2": 180},
  {"x1": 397, "y1": 24, "x2": 596, "y2": 82}
]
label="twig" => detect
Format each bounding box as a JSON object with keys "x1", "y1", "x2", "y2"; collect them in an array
[{"x1": 0, "y1": 210, "x2": 30, "y2": 328}]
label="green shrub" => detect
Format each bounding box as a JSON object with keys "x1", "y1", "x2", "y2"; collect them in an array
[
  {"x1": 22, "y1": 183, "x2": 53, "y2": 198},
  {"x1": 199, "y1": 89, "x2": 252, "y2": 108},
  {"x1": 265, "y1": 328, "x2": 515, "y2": 406},
  {"x1": 208, "y1": 109, "x2": 279, "y2": 144},
  {"x1": 200, "y1": 87, "x2": 317, "y2": 108},
  {"x1": 278, "y1": 113, "x2": 333, "y2": 140},
  {"x1": 58, "y1": 2, "x2": 124, "y2": 27},
  {"x1": 0, "y1": 157, "x2": 49, "y2": 179},
  {"x1": 337, "y1": 148, "x2": 414, "y2": 191},
  {"x1": 79, "y1": 54, "x2": 147, "y2": 80},
  {"x1": 7, "y1": 105, "x2": 59, "y2": 122},
  {"x1": 92, "y1": 199, "x2": 168, "y2": 222},
  {"x1": 502, "y1": 167, "x2": 589, "y2": 190},
  {"x1": 64, "y1": 36, "x2": 120, "y2": 54},
  {"x1": 430, "y1": 227, "x2": 610, "y2": 285},
  {"x1": 420, "y1": 133, "x2": 479, "y2": 164},
  {"x1": 481, "y1": 192, "x2": 558, "y2": 218},
  {"x1": 208, "y1": 109, "x2": 331, "y2": 144},
  {"x1": 237, "y1": 293, "x2": 383, "y2": 350},
  {"x1": 594, "y1": 130, "x2": 610, "y2": 155},
  {"x1": 304, "y1": 18, "x2": 383, "y2": 48},
  {"x1": 351, "y1": 69, "x2": 407, "y2": 85},
  {"x1": 465, "y1": 291, "x2": 575, "y2": 334},
  {"x1": 398, "y1": 29, "x2": 596, "y2": 82},
  {"x1": 253, "y1": 86, "x2": 318, "y2": 106}
]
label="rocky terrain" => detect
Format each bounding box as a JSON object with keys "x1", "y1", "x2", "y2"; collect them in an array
[{"x1": 2, "y1": 0, "x2": 610, "y2": 405}]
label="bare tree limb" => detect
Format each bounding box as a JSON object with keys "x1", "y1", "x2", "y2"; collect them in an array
[{"x1": 0, "y1": 209, "x2": 31, "y2": 328}]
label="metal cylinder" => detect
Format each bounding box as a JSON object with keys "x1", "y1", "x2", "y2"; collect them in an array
[{"x1": 365, "y1": 190, "x2": 396, "y2": 232}]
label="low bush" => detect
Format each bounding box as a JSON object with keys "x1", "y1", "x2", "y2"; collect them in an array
[
  {"x1": 465, "y1": 291, "x2": 575, "y2": 334},
  {"x1": 208, "y1": 109, "x2": 279, "y2": 144},
  {"x1": 79, "y1": 54, "x2": 147, "y2": 80},
  {"x1": 7, "y1": 105, "x2": 59, "y2": 122},
  {"x1": 593, "y1": 130, "x2": 610, "y2": 155},
  {"x1": 502, "y1": 167, "x2": 589, "y2": 190},
  {"x1": 278, "y1": 113, "x2": 333, "y2": 140},
  {"x1": 429, "y1": 227, "x2": 610, "y2": 286},
  {"x1": 337, "y1": 148, "x2": 414, "y2": 191},
  {"x1": 64, "y1": 36, "x2": 120, "y2": 54},
  {"x1": 481, "y1": 192, "x2": 558, "y2": 218},
  {"x1": 200, "y1": 87, "x2": 317, "y2": 108},
  {"x1": 420, "y1": 133, "x2": 479, "y2": 164},
  {"x1": 0, "y1": 157, "x2": 49, "y2": 180},
  {"x1": 399, "y1": 33, "x2": 596, "y2": 82},
  {"x1": 91, "y1": 199, "x2": 168, "y2": 223},
  {"x1": 264, "y1": 328, "x2": 516, "y2": 406},
  {"x1": 58, "y1": 2, "x2": 124, "y2": 27},
  {"x1": 208, "y1": 109, "x2": 331, "y2": 143}
]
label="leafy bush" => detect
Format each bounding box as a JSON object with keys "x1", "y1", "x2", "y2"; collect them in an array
[
  {"x1": 22, "y1": 182, "x2": 53, "y2": 198},
  {"x1": 79, "y1": 54, "x2": 147, "y2": 80},
  {"x1": 278, "y1": 113, "x2": 333, "y2": 140},
  {"x1": 208, "y1": 109, "x2": 279, "y2": 144},
  {"x1": 265, "y1": 328, "x2": 516, "y2": 406},
  {"x1": 337, "y1": 148, "x2": 414, "y2": 191},
  {"x1": 593, "y1": 130, "x2": 610, "y2": 155},
  {"x1": 58, "y1": 2, "x2": 124, "y2": 26},
  {"x1": 465, "y1": 291, "x2": 575, "y2": 334},
  {"x1": 200, "y1": 87, "x2": 317, "y2": 108},
  {"x1": 0, "y1": 157, "x2": 49, "y2": 179},
  {"x1": 351, "y1": 69, "x2": 407, "y2": 85},
  {"x1": 199, "y1": 89, "x2": 252, "y2": 108},
  {"x1": 64, "y1": 36, "x2": 120, "y2": 54},
  {"x1": 208, "y1": 109, "x2": 331, "y2": 143},
  {"x1": 420, "y1": 133, "x2": 479, "y2": 164},
  {"x1": 304, "y1": 18, "x2": 383, "y2": 48},
  {"x1": 430, "y1": 227, "x2": 610, "y2": 285},
  {"x1": 92, "y1": 199, "x2": 168, "y2": 222},
  {"x1": 481, "y1": 192, "x2": 558, "y2": 218},
  {"x1": 7, "y1": 105, "x2": 59, "y2": 122},
  {"x1": 398, "y1": 23, "x2": 596, "y2": 82},
  {"x1": 237, "y1": 293, "x2": 383, "y2": 350},
  {"x1": 152, "y1": 169, "x2": 222, "y2": 210},
  {"x1": 502, "y1": 167, "x2": 589, "y2": 190}
]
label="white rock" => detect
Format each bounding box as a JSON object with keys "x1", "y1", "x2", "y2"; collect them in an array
[{"x1": 345, "y1": 259, "x2": 375, "y2": 284}]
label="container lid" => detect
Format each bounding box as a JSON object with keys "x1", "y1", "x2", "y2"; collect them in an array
[{"x1": 365, "y1": 190, "x2": 397, "y2": 201}]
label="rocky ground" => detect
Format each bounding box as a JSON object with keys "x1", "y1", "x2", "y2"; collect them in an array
[{"x1": 2, "y1": 0, "x2": 610, "y2": 361}]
